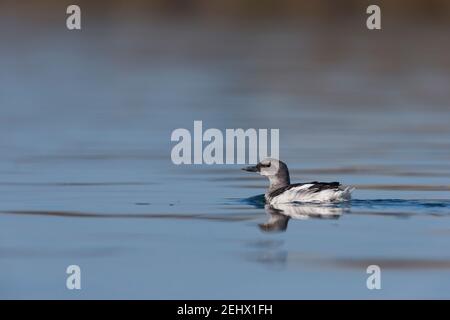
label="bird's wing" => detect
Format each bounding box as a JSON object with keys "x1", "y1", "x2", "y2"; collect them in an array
[
  {"x1": 269, "y1": 182, "x2": 340, "y2": 198},
  {"x1": 268, "y1": 182, "x2": 343, "y2": 203}
]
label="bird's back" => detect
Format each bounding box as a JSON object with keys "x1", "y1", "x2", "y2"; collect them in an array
[{"x1": 267, "y1": 182, "x2": 353, "y2": 204}]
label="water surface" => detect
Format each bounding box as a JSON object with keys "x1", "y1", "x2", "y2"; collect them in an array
[{"x1": 1, "y1": 18, "x2": 450, "y2": 299}]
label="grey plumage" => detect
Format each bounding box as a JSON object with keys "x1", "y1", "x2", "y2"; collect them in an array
[{"x1": 242, "y1": 158, "x2": 353, "y2": 204}]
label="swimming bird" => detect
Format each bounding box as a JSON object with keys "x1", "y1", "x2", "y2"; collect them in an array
[{"x1": 242, "y1": 158, "x2": 354, "y2": 204}]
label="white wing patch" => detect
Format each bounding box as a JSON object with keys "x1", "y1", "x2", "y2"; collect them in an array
[{"x1": 269, "y1": 185, "x2": 354, "y2": 204}]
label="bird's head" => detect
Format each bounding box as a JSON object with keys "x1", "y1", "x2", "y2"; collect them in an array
[{"x1": 242, "y1": 158, "x2": 288, "y2": 178}]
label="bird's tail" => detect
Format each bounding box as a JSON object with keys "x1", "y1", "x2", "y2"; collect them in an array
[{"x1": 340, "y1": 186, "x2": 355, "y2": 201}]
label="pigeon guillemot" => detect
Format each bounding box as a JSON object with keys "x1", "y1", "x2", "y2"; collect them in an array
[{"x1": 242, "y1": 158, "x2": 354, "y2": 204}]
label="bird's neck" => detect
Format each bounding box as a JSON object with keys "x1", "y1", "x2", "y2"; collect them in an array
[{"x1": 268, "y1": 174, "x2": 290, "y2": 193}]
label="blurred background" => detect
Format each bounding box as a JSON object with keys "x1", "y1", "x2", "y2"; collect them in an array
[{"x1": 1, "y1": 0, "x2": 450, "y2": 299}]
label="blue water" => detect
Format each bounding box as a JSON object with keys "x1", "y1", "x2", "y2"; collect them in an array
[{"x1": 1, "y1": 18, "x2": 450, "y2": 299}]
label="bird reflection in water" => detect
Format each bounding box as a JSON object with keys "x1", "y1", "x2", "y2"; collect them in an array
[{"x1": 259, "y1": 203, "x2": 346, "y2": 232}]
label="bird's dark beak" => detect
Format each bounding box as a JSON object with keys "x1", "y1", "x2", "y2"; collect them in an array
[{"x1": 242, "y1": 165, "x2": 258, "y2": 172}]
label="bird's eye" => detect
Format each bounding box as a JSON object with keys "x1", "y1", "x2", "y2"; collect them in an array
[{"x1": 260, "y1": 162, "x2": 271, "y2": 168}]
